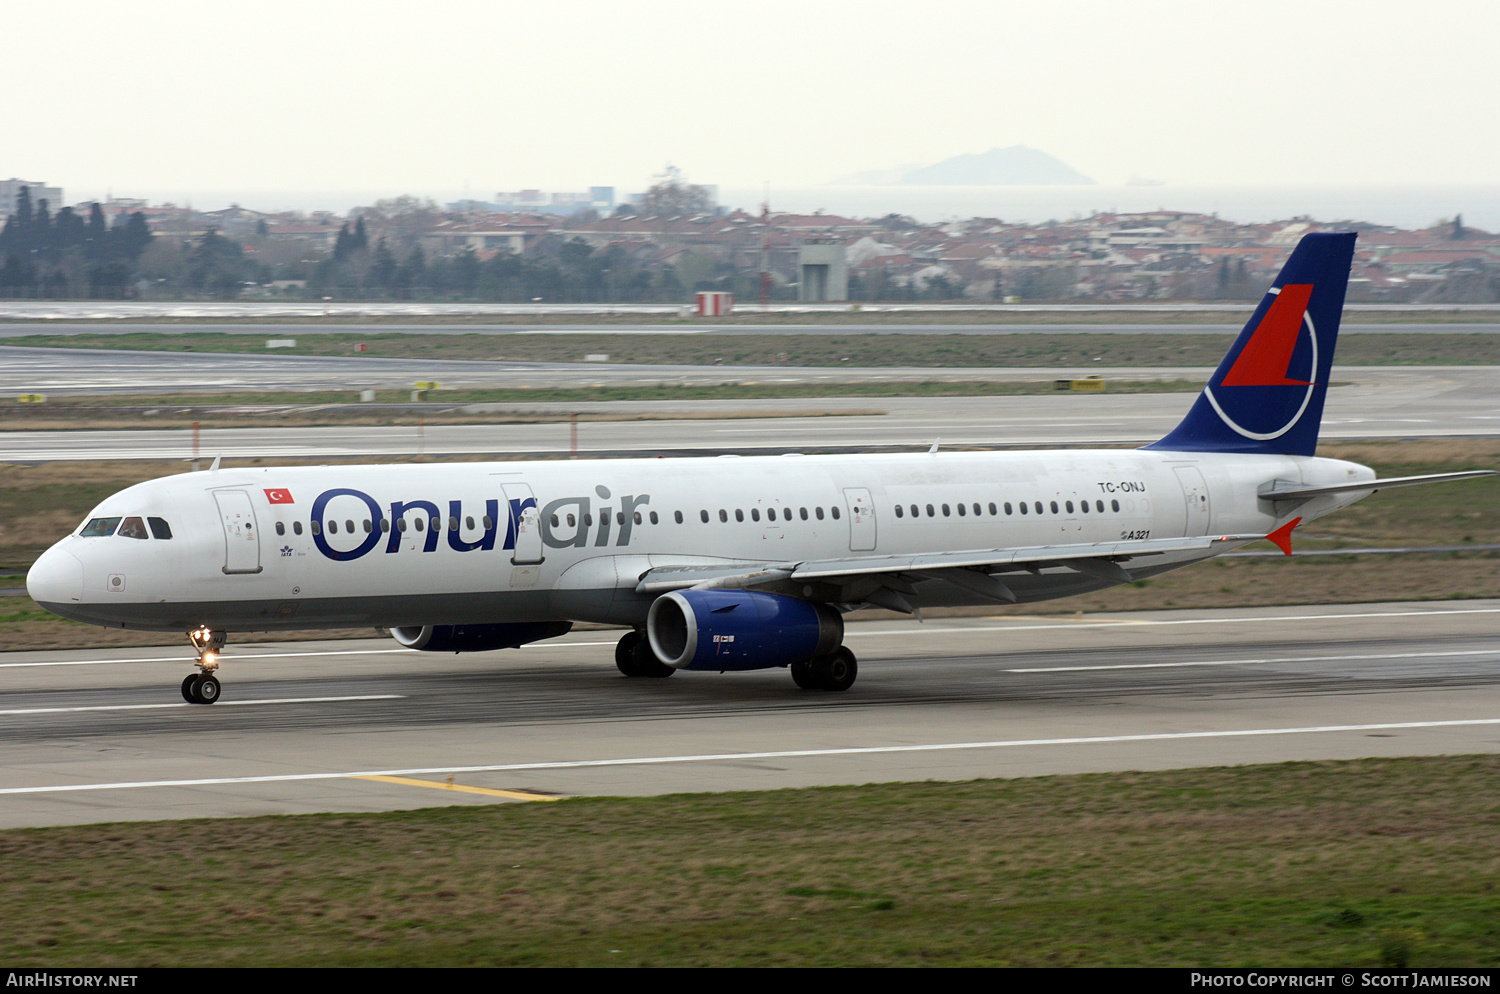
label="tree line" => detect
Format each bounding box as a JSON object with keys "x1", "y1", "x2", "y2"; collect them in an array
[{"x1": 0, "y1": 186, "x2": 153, "y2": 298}]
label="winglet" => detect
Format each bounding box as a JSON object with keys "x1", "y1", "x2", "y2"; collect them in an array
[{"x1": 1265, "y1": 516, "x2": 1302, "y2": 556}]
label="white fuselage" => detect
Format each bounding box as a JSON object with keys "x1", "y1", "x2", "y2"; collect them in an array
[{"x1": 25, "y1": 447, "x2": 1376, "y2": 635}]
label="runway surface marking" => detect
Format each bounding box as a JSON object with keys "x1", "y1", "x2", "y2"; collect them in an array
[
  {"x1": 1007, "y1": 648, "x2": 1500, "y2": 673},
  {"x1": 846, "y1": 607, "x2": 1500, "y2": 638},
  {"x1": 3, "y1": 607, "x2": 1496, "y2": 668},
  {"x1": 4, "y1": 718, "x2": 1498, "y2": 796},
  {"x1": 354, "y1": 774, "x2": 560, "y2": 802},
  {"x1": 0, "y1": 694, "x2": 403, "y2": 716}
]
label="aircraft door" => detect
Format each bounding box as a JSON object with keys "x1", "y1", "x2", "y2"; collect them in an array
[
  {"x1": 1172, "y1": 466, "x2": 1211, "y2": 537},
  {"x1": 843, "y1": 488, "x2": 877, "y2": 551},
  {"x1": 503, "y1": 483, "x2": 544, "y2": 565},
  {"x1": 213, "y1": 490, "x2": 263, "y2": 574}
]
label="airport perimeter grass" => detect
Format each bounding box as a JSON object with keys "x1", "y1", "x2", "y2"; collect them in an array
[
  {"x1": 2, "y1": 756, "x2": 1497, "y2": 966},
  {"x1": 5, "y1": 330, "x2": 1500, "y2": 366}
]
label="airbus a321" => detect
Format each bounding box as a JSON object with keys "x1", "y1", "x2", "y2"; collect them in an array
[{"x1": 25, "y1": 232, "x2": 1495, "y2": 702}]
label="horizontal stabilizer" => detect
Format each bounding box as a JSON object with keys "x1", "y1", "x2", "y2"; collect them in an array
[{"x1": 1259, "y1": 471, "x2": 1496, "y2": 502}]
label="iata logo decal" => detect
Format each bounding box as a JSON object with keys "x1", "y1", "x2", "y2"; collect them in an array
[
  {"x1": 264, "y1": 488, "x2": 294, "y2": 504},
  {"x1": 1203, "y1": 284, "x2": 1319, "y2": 441}
]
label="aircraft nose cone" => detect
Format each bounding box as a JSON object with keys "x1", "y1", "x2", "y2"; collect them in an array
[{"x1": 27, "y1": 547, "x2": 84, "y2": 606}]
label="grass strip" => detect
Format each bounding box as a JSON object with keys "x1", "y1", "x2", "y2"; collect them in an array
[
  {"x1": 4, "y1": 331, "x2": 1500, "y2": 366},
  {"x1": 2, "y1": 756, "x2": 1497, "y2": 966}
]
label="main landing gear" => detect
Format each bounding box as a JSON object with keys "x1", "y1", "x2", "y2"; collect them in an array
[
  {"x1": 790, "y1": 646, "x2": 858, "y2": 692},
  {"x1": 182, "y1": 626, "x2": 226, "y2": 704},
  {"x1": 615, "y1": 630, "x2": 675, "y2": 678}
]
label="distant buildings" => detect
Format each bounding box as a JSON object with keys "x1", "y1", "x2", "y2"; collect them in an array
[
  {"x1": 489, "y1": 187, "x2": 615, "y2": 213},
  {"x1": 0, "y1": 178, "x2": 64, "y2": 218}
]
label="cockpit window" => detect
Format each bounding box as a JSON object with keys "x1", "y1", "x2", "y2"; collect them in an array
[
  {"x1": 117, "y1": 517, "x2": 149, "y2": 540},
  {"x1": 80, "y1": 517, "x2": 122, "y2": 537},
  {"x1": 148, "y1": 517, "x2": 173, "y2": 540}
]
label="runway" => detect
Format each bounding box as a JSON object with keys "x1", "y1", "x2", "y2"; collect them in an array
[
  {"x1": 1, "y1": 365, "x2": 1494, "y2": 461},
  {"x1": 1, "y1": 600, "x2": 1497, "y2": 828},
  {"x1": 3, "y1": 321, "x2": 1499, "y2": 338}
]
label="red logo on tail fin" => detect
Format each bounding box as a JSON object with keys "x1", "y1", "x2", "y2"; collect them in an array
[{"x1": 1221, "y1": 284, "x2": 1315, "y2": 387}]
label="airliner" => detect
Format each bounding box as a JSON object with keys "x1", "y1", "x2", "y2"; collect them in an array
[{"x1": 24, "y1": 232, "x2": 1495, "y2": 703}]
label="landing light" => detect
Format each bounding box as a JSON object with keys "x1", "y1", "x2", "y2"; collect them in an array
[{"x1": 202, "y1": 651, "x2": 216, "y2": 666}]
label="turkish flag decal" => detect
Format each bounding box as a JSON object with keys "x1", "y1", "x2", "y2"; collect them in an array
[{"x1": 264, "y1": 488, "x2": 294, "y2": 504}]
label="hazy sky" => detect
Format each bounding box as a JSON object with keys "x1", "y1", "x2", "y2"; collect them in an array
[{"x1": 6, "y1": 0, "x2": 1497, "y2": 208}]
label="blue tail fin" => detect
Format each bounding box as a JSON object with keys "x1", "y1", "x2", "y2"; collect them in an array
[{"x1": 1147, "y1": 231, "x2": 1357, "y2": 457}]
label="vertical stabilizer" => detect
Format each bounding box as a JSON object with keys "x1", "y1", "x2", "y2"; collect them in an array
[{"x1": 1147, "y1": 231, "x2": 1356, "y2": 456}]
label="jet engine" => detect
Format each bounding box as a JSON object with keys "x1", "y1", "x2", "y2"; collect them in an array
[
  {"x1": 646, "y1": 589, "x2": 843, "y2": 671},
  {"x1": 390, "y1": 621, "x2": 572, "y2": 653}
]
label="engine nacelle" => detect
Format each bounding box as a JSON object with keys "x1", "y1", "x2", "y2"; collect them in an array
[
  {"x1": 390, "y1": 621, "x2": 572, "y2": 653},
  {"x1": 646, "y1": 589, "x2": 843, "y2": 671}
]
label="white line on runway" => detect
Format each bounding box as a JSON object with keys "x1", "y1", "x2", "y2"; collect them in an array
[
  {"x1": 0, "y1": 694, "x2": 404, "y2": 715},
  {"x1": 1006, "y1": 648, "x2": 1500, "y2": 673},
  {"x1": 845, "y1": 606, "x2": 1500, "y2": 638},
  {"x1": 3, "y1": 717, "x2": 1497, "y2": 795}
]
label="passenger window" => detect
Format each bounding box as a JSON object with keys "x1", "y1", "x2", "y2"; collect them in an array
[
  {"x1": 1005, "y1": 502, "x2": 1013, "y2": 515},
  {"x1": 293, "y1": 521, "x2": 304, "y2": 535},
  {"x1": 616, "y1": 512, "x2": 625, "y2": 526},
  {"x1": 328, "y1": 520, "x2": 339, "y2": 534},
  {"x1": 550, "y1": 514, "x2": 559, "y2": 527},
  {"x1": 346, "y1": 519, "x2": 355, "y2": 534},
  {"x1": 675, "y1": 511, "x2": 683, "y2": 524},
  {"x1": 989, "y1": 503, "x2": 997, "y2": 516},
  {"x1": 751, "y1": 508, "x2": 760, "y2": 522},
  {"x1": 276, "y1": 521, "x2": 286, "y2": 536},
  {"x1": 895, "y1": 505, "x2": 904, "y2": 518},
  {"x1": 800, "y1": 507, "x2": 809, "y2": 520},
  {"x1": 735, "y1": 509, "x2": 744, "y2": 522},
  {"x1": 79, "y1": 517, "x2": 122, "y2": 537},
  {"x1": 1080, "y1": 501, "x2": 1089, "y2": 514},
  {"x1": 957, "y1": 503, "x2": 966, "y2": 516},
  {"x1": 566, "y1": 514, "x2": 575, "y2": 527},
  {"x1": 379, "y1": 519, "x2": 389, "y2": 532},
  {"x1": 397, "y1": 518, "x2": 408, "y2": 533},
  {"x1": 448, "y1": 517, "x2": 457, "y2": 531},
  {"x1": 831, "y1": 506, "x2": 840, "y2": 520},
  {"x1": 147, "y1": 516, "x2": 172, "y2": 539},
  {"x1": 1111, "y1": 499, "x2": 1120, "y2": 512},
  {"x1": 1066, "y1": 501, "x2": 1074, "y2": 514},
  {"x1": 926, "y1": 504, "x2": 935, "y2": 517},
  {"x1": 413, "y1": 517, "x2": 424, "y2": 532},
  {"x1": 719, "y1": 509, "x2": 728, "y2": 522},
  {"x1": 583, "y1": 514, "x2": 593, "y2": 527},
  {"x1": 701, "y1": 510, "x2": 709, "y2": 523},
  {"x1": 1096, "y1": 500, "x2": 1105, "y2": 513},
  {"x1": 118, "y1": 516, "x2": 149, "y2": 540},
  {"x1": 1034, "y1": 502, "x2": 1043, "y2": 514},
  {"x1": 943, "y1": 504, "x2": 952, "y2": 516},
  {"x1": 483, "y1": 515, "x2": 494, "y2": 530},
  {"x1": 364, "y1": 519, "x2": 372, "y2": 533},
  {"x1": 635, "y1": 511, "x2": 643, "y2": 525},
  {"x1": 973, "y1": 503, "x2": 981, "y2": 516},
  {"x1": 910, "y1": 504, "x2": 919, "y2": 518},
  {"x1": 311, "y1": 520, "x2": 322, "y2": 535},
  {"x1": 1050, "y1": 502, "x2": 1059, "y2": 514},
  {"x1": 429, "y1": 517, "x2": 439, "y2": 532},
  {"x1": 815, "y1": 507, "x2": 824, "y2": 520},
  {"x1": 1019, "y1": 502, "x2": 1028, "y2": 515}
]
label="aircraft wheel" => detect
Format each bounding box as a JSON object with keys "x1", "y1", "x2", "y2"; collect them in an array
[
  {"x1": 815, "y1": 647, "x2": 858, "y2": 692},
  {"x1": 615, "y1": 631, "x2": 644, "y2": 677},
  {"x1": 789, "y1": 658, "x2": 818, "y2": 690},
  {"x1": 632, "y1": 638, "x2": 675, "y2": 678},
  {"x1": 181, "y1": 674, "x2": 201, "y2": 703},
  {"x1": 196, "y1": 674, "x2": 221, "y2": 704}
]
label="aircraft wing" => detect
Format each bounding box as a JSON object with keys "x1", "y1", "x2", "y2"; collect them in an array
[{"x1": 635, "y1": 532, "x2": 1263, "y2": 609}]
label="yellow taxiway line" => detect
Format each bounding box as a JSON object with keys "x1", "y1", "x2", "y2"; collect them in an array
[{"x1": 353, "y1": 774, "x2": 560, "y2": 802}]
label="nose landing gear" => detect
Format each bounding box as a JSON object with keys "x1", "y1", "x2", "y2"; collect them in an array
[{"x1": 182, "y1": 627, "x2": 227, "y2": 704}]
